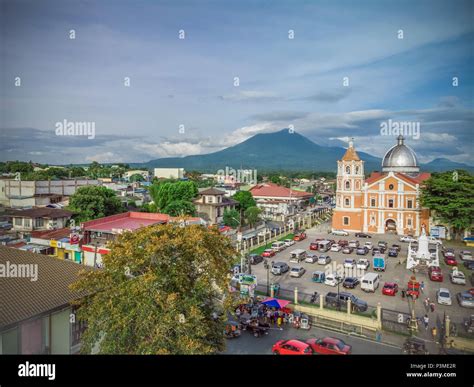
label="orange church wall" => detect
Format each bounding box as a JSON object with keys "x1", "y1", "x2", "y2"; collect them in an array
[{"x1": 332, "y1": 210, "x2": 363, "y2": 232}]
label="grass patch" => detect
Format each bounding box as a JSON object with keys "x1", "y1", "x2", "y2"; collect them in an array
[{"x1": 249, "y1": 233, "x2": 295, "y2": 256}]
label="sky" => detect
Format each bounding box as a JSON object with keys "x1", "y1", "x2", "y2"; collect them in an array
[{"x1": 1, "y1": 0, "x2": 473, "y2": 165}]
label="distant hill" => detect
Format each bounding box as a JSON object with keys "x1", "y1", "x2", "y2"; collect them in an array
[{"x1": 138, "y1": 129, "x2": 473, "y2": 174}]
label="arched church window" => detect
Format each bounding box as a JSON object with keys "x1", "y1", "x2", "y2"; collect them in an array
[
  {"x1": 345, "y1": 166, "x2": 351, "y2": 174},
  {"x1": 345, "y1": 181, "x2": 350, "y2": 190}
]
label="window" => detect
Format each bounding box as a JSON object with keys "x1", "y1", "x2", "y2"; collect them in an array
[
  {"x1": 345, "y1": 166, "x2": 350, "y2": 174},
  {"x1": 388, "y1": 199, "x2": 394, "y2": 208},
  {"x1": 345, "y1": 198, "x2": 350, "y2": 206},
  {"x1": 407, "y1": 199, "x2": 413, "y2": 209},
  {"x1": 35, "y1": 218, "x2": 44, "y2": 228},
  {"x1": 370, "y1": 198, "x2": 376, "y2": 207},
  {"x1": 389, "y1": 184, "x2": 394, "y2": 190},
  {"x1": 355, "y1": 166, "x2": 360, "y2": 174},
  {"x1": 343, "y1": 217, "x2": 350, "y2": 226},
  {"x1": 71, "y1": 308, "x2": 87, "y2": 348},
  {"x1": 407, "y1": 218, "x2": 412, "y2": 227},
  {"x1": 14, "y1": 218, "x2": 22, "y2": 226},
  {"x1": 345, "y1": 181, "x2": 350, "y2": 190},
  {"x1": 206, "y1": 196, "x2": 213, "y2": 203},
  {"x1": 24, "y1": 218, "x2": 31, "y2": 228},
  {"x1": 355, "y1": 181, "x2": 360, "y2": 189}
]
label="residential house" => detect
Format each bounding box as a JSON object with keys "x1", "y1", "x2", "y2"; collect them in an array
[
  {"x1": 193, "y1": 188, "x2": 238, "y2": 225},
  {"x1": 9, "y1": 208, "x2": 73, "y2": 233},
  {"x1": 0, "y1": 246, "x2": 91, "y2": 354}
]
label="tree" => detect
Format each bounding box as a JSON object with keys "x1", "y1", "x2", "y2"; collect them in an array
[
  {"x1": 244, "y1": 206, "x2": 262, "y2": 228},
  {"x1": 149, "y1": 181, "x2": 198, "y2": 212},
  {"x1": 223, "y1": 209, "x2": 240, "y2": 228},
  {"x1": 163, "y1": 200, "x2": 196, "y2": 216},
  {"x1": 420, "y1": 170, "x2": 474, "y2": 239},
  {"x1": 70, "y1": 223, "x2": 238, "y2": 354},
  {"x1": 232, "y1": 191, "x2": 256, "y2": 212},
  {"x1": 68, "y1": 186, "x2": 124, "y2": 222},
  {"x1": 129, "y1": 173, "x2": 145, "y2": 182}
]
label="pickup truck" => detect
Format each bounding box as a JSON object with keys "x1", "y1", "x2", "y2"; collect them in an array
[{"x1": 325, "y1": 292, "x2": 368, "y2": 312}]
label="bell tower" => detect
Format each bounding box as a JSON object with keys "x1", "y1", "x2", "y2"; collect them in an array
[{"x1": 332, "y1": 138, "x2": 364, "y2": 232}]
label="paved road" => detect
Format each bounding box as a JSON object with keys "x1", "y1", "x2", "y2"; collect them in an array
[{"x1": 224, "y1": 324, "x2": 401, "y2": 355}]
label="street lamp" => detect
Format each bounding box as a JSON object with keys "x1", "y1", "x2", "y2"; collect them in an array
[{"x1": 263, "y1": 260, "x2": 270, "y2": 296}]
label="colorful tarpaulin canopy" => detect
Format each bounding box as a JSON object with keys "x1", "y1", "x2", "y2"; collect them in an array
[{"x1": 261, "y1": 297, "x2": 291, "y2": 309}]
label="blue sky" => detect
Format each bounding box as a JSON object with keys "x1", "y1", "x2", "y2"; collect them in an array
[{"x1": 1, "y1": 0, "x2": 473, "y2": 165}]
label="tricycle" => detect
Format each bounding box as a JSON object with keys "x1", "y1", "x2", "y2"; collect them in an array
[
  {"x1": 240, "y1": 318, "x2": 270, "y2": 337},
  {"x1": 402, "y1": 337, "x2": 429, "y2": 355},
  {"x1": 224, "y1": 321, "x2": 241, "y2": 339}
]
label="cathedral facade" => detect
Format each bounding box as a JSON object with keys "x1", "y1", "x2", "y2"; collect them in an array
[{"x1": 332, "y1": 135, "x2": 430, "y2": 236}]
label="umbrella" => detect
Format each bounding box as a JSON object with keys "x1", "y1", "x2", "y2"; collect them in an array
[{"x1": 261, "y1": 298, "x2": 291, "y2": 309}]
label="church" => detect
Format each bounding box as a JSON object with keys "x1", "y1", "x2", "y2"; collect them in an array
[{"x1": 331, "y1": 135, "x2": 431, "y2": 236}]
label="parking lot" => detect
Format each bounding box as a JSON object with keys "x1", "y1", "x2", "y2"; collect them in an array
[{"x1": 250, "y1": 222, "x2": 474, "y2": 329}]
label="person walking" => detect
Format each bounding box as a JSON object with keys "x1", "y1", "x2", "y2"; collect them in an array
[
  {"x1": 420, "y1": 281, "x2": 425, "y2": 294},
  {"x1": 277, "y1": 316, "x2": 282, "y2": 329},
  {"x1": 429, "y1": 301, "x2": 435, "y2": 313},
  {"x1": 423, "y1": 314, "x2": 429, "y2": 330}
]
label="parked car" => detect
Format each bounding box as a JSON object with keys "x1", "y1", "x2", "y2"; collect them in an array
[
  {"x1": 325, "y1": 273, "x2": 343, "y2": 287},
  {"x1": 355, "y1": 232, "x2": 371, "y2": 238},
  {"x1": 331, "y1": 229, "x2": 349, "y2": 236},
  {"x1": 262, "y1": 249, "x2": 276, "y2": 258},
  {"x1": 428, "y1": 236, "x2": 442, "y2": 245},
  {"x1": 437, "y1": 288, "x2": 452, "y2": 305},
  {"x1": 318, "y1": 255, "x2": 331, "y2": 265},
  {"x1": 271, "y1": 241, "x2": 287, "y2": 252},
  {"x1": 272, "y1": 340, "x2": 313, "y2": 355},
  {"x1": 348, "y1": 240, "x2": 360, "y2": 248},
  {"x1": 388, "y1": 248, "x2": 398, "y2": 258},
  {"x1": 309, "y1": 242, "x2": 319, "y2": 251},
  {"x1": 330, "y1": 244, "x2": 342, "y2": 252},
  {"x1": 325, "y1": 292, "x2": 368, "y2": 312},
  {"x1": 391, "y1": 244, "x2": 401, "y2": 252},
  {"x1": 342, "y1": 246, "x2": 353, "y2": 254},
  {"x1": 444, "y1": 255, "x2": 458, "y2": 266},
  {"x1": 456, "y1": 291, "x2": 474, "y2": 308},
  {"x1": 443, "y1": 249, "x2": 455, "y2": 258},
  {"x1": 343, "y1": 277, "x2": 360, "y2": 289},
  {"x1": 305, "y1": 252, "x2": 318, "y2": 263},
  {"x1": 429, "y1": 248, "x2": 437, "y2": 259},
  {"x1": 378, "y1": 241, "x2": 388, "y2": 249},
  {"x1": 464, "y1": 261, "x2": 474, "y2": 270},
  {"x1": 372, "y1": 248, "x2": 381, "y2": 256},
  {"x1": 249, "y1": 254, "x2": 263, "y2": 265},
  {"x1": 290, "y1": 266, "x2": 306, "y2": 278},
  {"x1": 356, "y1": 246, "x2": 369, "y2": 255},
  {"x1": 361, "y1": 272, "x2": 380, "y2": 292},
  {"x1": 283, "y1": 238, "x2": 295, "y2": 247},
  {"x1": 450, "y1": 270, "x2": 466, "y2": 285},
  {"x1": 356, "y1": 258, "x2": 370, "y2": 270},
  {"x1": 293, "y1": 231, "x2": 307, "y2": 241},
  {"x1": 289, "y1": 249, "x2": 306, "y2": 263},
  {"x1": 271, "y1": 262, "x2": 289, "y2": 275},
  {"x1": 460, "y1": 250, "x2": 473, "y2": 262},
  {"x1": 338, "y1": 240, "x2": 349, "y2": 247},
  {"x1": 428, "y1": 266, "x2": 443, "y2": 282},
  {"x1": 400, "y1": 235, "x2": 417, "y2": 243},
  {"x1": 382, "y1": 282, "x2": 398, "y2": 296},
  {"x1": 306, "y1": 337, "x2": 351, "y2": 355},
  {"x1": 364, "y1": 241, "x2": 373, "y2": 250},
  {"x1": 343, "y1": 258, "x2": 356, "y2": 268}
]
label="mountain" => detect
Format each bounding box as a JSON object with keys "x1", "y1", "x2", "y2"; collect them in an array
[
  {"x1": 139, "y1": 129, "x2": 473, "y2": 173},
  {"x1": 422, "y1": 158, "x2": 474, "y2": 173},
  {"x1": 141, "y1": 129, "x2": 381, "y2": 172}
]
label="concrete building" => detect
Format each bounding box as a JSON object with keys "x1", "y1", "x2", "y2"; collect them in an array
[
  {"x1": 332, "y1": 136, "x2": 430, "y2": 236},
  {"x1": 153, "y1": 168, "x2": 185, "y2": 179},
  {"x1": 9, "y1": 208, "x2": 73, "y2": 233},
  {"x1": 193, "y1": 188, "x2": 238, "y2": 225},
  {"x1": 0, "y1": 178, "x2": 99, "y2": 208}
]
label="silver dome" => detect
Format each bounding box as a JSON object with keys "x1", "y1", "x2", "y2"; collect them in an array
[{"x1": 382, "y1": 135, "x2": 419, "y2": 173}]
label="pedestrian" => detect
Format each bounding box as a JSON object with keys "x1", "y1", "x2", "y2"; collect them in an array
[
  {"x1": 430, "y1": 301, "x2": 435, "y2": 313},
  {"x1": 266, "y1": 310, "x2": 271, "y2": 323},
  {"x1": 277, "y1": 316, "x2": 282, "y2": 328},
  {"x1": 423, "y1": 314, "x2": 429, "y2": 330},
  {"x1": 424, "y1": 298, "x2": 430, "y2": 312},
  {"x1": 420, "y1": 281, "x2": 425, "y2": 293},
  {"x1": 431, "y1": 326, "x2": 437, "y2": 341}
]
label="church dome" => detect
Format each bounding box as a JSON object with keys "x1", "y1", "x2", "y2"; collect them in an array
[{"x1": 382, "y1": 135, "x2": 419, "y2": 173}]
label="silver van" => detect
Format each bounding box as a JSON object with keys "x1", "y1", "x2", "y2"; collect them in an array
[
  {"x1": 289, "y1": 249, "x2": 307, "y2": 263},
  {"x1": 271, "y1": 262, "x2": 289, "y2": 275}
]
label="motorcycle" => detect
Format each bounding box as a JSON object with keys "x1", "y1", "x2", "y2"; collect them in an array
[{"x1": 310, "y1": 291, "x2": 319, "y2": 303}]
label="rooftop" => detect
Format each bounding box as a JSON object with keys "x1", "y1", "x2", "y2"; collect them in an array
[
  {"x1": 8, "y1": 207, "x2": 73, "y2": 219},
  {"x1": 81, "y1": 211, "x2": 170, "y2": 233},
  {"x1": 0, "y1": 246, "x2": 92, "y2": 329},
  {"x1": 249, "y1": 182, "x2": 313, "y2": 199}
]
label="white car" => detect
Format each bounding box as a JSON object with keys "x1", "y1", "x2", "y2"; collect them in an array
[
  {"x1": 317, "y1": 255, "x2": 331, "y2": 265},
  {"x1": 364, "y1": 241, "x2": 373, "y2": 250},
  {"x1": 450, "y1": 270, "x2": 466, "y2": 285},
  {"x1": 343, "y1": 259, "x2": 356, "y2": 268},
  {"x1": 283, "y1": 238, "x2": 295, "y2": 247},
  {"x1": 428, "y1": 236, "x2": 442, "y2": 245},
  {"x1": 356, "y1": 259, "x2": 370, "y2": 270},
  {"x1": 325, "y1": 273, "x2": 343, "y2": 287},
  {"x1": 400, "y1": 235, "x2": 417, "y2": 243},
  {"x1": 290, "y1": 266, "x2": 306, "y2": 278},
  {"x1": 459, "y1": 250, "x2": 473, "y2": 261},
  {"x1": 330, "y1": 244, "x2": 342, "y2": 252},
  {"x1": 437, "y1": 288, "x2": 452, "y2": 305},
  {"x1": 304, "y1": 253, "x2": 318, "y2": 263},
  {"x1": 331, "y1": 229, "x2": 349, "y2": 236}
]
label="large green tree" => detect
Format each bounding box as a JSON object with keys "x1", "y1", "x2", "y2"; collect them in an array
[
  {"x1": 68, "y1": 186, "x2": 124, "y2": 222},
  {"x1": 163, "y1": 200, "x2": 196, "y2": 216},
  {"x1": 420, "y1": 170, "x2": 474, "y2": 239},
  {"x1": 70, "y1": 223, "x2": 238, "y2": 354},
  {"x1": 149, "y1": 181, "x2": 198, "y2": 213},
  {"x1": 244, "y1": 206, "x2": 262, "y2": 228},
  {"x1": 232, "y1": 191, "x2": 256, "y2": 212},
  {"x1": 223, "y1": 209, "x2": 240, "y2": 228}
]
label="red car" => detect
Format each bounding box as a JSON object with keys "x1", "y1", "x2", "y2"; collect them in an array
[
  {"x1": 444, "y1": 256, "x2": 458, "y2": 266},
  {"x1": 309, "y1": 242, "x2": 318, "y2": 251},
  {"x1": 428, "y1": 266, "x2": 443, "y2": 282},
  {"x1": 382, "y1": 282, "x2": 398, "y2": 296},
  {"x1": 272, "y1": 339, "x2": 313, "y2": 355},
  {"x1": 261, "y1": 249, "x2": 275, "y2": 258},
  {"x1": 306, "y1": 337, "x2": 351, "y2": 355},
  {"x1": 293, "y1": 232, "x2": 307, "y2": 241},
  {"x1": 338, "y1": 240, "x2": 349, "y2": 247}
]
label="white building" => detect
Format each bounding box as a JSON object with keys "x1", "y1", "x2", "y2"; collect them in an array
[
  {"x1": 153, "y1": 168, "x2": 185, "y2": 179},
  {"x1": 123, "y1": 170, "x2": 149, "y2": 181}
]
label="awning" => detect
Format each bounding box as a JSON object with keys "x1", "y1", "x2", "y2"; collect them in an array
[{"x1": 261, "y1": 298, "x2": 291, "y2": 309}]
